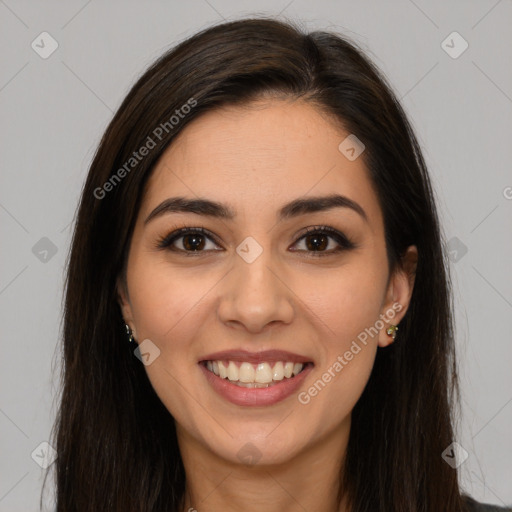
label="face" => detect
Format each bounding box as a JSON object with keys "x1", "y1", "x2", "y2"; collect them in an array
[{"x1": 118, "y1": 98, "x2": 417, "y2": 467}]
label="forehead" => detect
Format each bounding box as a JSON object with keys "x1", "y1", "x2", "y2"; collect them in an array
[{"x1": 141, "y1": 99, "x2": 382, "y2": 230}]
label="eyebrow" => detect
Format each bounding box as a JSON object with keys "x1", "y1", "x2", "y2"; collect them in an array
[{"x1": 144, "y1": 193, "x2": 368, "y2": 225}]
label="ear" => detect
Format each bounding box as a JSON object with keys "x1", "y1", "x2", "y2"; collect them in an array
[
  {"x1": 116, "y1": 275, "x2": 138, "y2": 340},
  {"x1": 378, "y1": 245, "x2": 418, "y2": 347}
]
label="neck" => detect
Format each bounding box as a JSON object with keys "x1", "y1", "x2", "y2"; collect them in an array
[{"x1": 177, "y1": 417, "x2": 351, "y2": 512}]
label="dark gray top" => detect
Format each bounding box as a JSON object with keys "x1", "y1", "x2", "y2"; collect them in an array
[{"x1": 464, "y1": 495, "x2": 512, "y2": 511}]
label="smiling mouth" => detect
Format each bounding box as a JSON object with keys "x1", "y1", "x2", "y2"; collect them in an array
[{"x1": 200, "y1": 360, "x2": 314, "y2": 388}]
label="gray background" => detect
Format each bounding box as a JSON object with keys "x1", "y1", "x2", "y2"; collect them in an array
[{"x1": 1, "y1": 0, "x2": 511, "y2": 510}]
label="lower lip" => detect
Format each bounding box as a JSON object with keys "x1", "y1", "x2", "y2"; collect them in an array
[{"x1": 199, "y1": 362, "x2": 313, "y2": 407}]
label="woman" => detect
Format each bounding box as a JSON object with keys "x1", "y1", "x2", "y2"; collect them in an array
[{"x1": 47, "y1": 17, "x2": 510, "y2": 512}]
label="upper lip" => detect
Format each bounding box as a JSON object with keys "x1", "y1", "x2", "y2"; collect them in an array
[{"x1": 199, "y1": 349, "x2": 313, "y2": 365}]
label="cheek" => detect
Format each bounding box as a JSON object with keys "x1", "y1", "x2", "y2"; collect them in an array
[
  {"x1": 126, "y1": 260, "x2": 215, "y2": 426},
  {"x1": 298, "y1": 342, "x2": 377, "y2": 435},
  {"x1": 293, "y1": 263, "x2": 385, "y2": 412},
  {"x1": 128, "y1": 259, "x2": 211, "y2": 346},
  {"x1": 295, "y1": 261, "x2": 387, "y2": 343}
]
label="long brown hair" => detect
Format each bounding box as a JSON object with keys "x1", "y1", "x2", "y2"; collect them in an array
[{"x1": 46, "y1": 17, "x2": 470, "y2": 511}]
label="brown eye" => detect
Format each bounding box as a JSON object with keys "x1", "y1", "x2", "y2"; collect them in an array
[
  {"x1": 291, "y1": 226, "x2": 356, "y2": 256},
  {"x1": 304, "y1": 232, "x2": 329, "y2": 251},
  {"x1": 156, "y1": 227, "x2": 221, "y2": 253},
  {"x1": 181, "y1": 233, "x2": 206, "y2": 251}
]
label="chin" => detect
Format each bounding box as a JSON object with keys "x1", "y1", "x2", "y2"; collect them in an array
[{"x1": 206, "y1": 429, "x2": 305, "y2": 467}]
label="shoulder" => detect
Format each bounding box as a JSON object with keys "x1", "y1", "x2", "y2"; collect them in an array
[{"x1": 463, "y1": 494, "x2": 512, "y2": 512}]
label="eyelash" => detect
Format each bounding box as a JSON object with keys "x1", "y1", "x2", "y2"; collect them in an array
[{"x1": 155, "y1": 224, "x2": 357, "y2": 258}]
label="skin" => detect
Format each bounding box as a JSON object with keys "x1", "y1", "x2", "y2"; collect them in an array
[{"x1": 118, "y1": 98, "x2": 417, "y2": 512}]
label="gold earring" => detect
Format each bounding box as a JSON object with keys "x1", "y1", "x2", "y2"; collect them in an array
[
  {"x1": 125, "y1": 324, "x2": 135, "y2": 343},
  {"x1": 386, "y1": 324, "x2": 398, "y2": 340}
]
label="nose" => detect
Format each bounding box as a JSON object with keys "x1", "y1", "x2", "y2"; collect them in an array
[{"x1": 217, "y1": 245, "x2": 295, "y2": 334}]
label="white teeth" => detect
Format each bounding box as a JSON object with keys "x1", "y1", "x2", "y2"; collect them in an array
[
  {"x1": 283, "y1": 362, "x2": 294, "y2": 378},
  {"x1": 205, "y1": 360, "x2": 306, "y2": 384},
  {"x1": 239, "y1": 362, "x2": 255, "y2": 382},
  {"x1": 233, "y1": 381, "x2": 273, "y2": 388},
  {"x1": 255, "y1": 362, "x2": 273, "y2": 384},
  {"x1": 272, "y1": 361, "x2": 284, "y2": 381},
  {"x1": 227, "y1": 361, "x2": 238, "y2": 381},
  {"x1": 218, "y1": 361, "x2": 228, "y2": 379}
]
